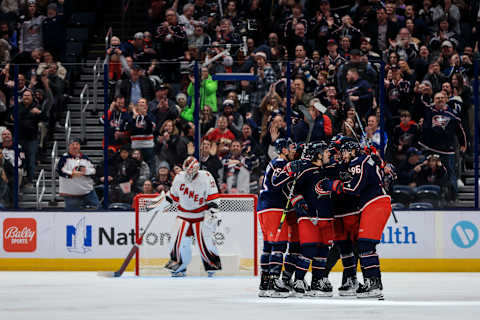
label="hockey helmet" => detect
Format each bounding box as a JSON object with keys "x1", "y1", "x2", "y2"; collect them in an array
[
  {"x1": 340, "y1": 140, "x2": 361, "y2": 155},
  {"x1": 274, "y1": 137, "x2": 294, "y2": 154},
  {"x1": 183, "y1": 156, "x2": 200, "y2": 182},
  {"x1": 305, "y1": 141, "x2": 328, "y2": 160}
]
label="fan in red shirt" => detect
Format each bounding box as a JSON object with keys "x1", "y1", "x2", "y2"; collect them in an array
[{"x1": 203, "y1": 115, "x2": 236, "y2": 143}]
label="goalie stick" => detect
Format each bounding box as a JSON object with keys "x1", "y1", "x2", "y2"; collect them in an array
[
  {"x1": 274, "y1": 105, "x2": 315, "y2": 242},
  {"x1": 98, "y1": 191, "x2": 171, "y2": 278}
]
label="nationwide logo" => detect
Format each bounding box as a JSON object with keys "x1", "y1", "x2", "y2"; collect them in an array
[
  {"x1": 451, "y1": 221, "x2": 478, "y2": 249},
  {"x1": 3, "y1": 218, "x2": 37, "y2": 252},
  {"x1": 66, "y1": 217, "x2": 92, "y2": 254}
]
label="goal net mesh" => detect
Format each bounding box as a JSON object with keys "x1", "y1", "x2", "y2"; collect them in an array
[{"x1": 134, "y1": 194, "x2": 258, "y2": 276}]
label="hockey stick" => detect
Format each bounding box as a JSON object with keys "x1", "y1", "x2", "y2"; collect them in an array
[
  {"x1": 98, "y1": 191, "x2": 170, "y2": 278},
  {"x1": 344, "y1": 121, "x2": 361, "y2": 144},
  {"x1": 273, "y1": 105, "x2": 315, "y2": 242}
]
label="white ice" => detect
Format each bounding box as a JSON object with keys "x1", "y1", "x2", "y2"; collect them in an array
[{"x1": 1, "y1": 272, "x2": 479, "y2": 320}]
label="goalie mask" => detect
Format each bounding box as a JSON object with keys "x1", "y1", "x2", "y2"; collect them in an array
[{"x1": 183, "y1": 156, "x2": 200, "y2": 182}]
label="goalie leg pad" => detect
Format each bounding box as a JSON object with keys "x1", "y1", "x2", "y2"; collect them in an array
[
  {"x1": 358, "y1": 239, "x2": 381, "y2": 278},
  {"x1": 168, "y1": 218, "x2": 191, "y2": 271},
  {"x1": 193, "y1": 220, "x2": 222, "y2": 272}
]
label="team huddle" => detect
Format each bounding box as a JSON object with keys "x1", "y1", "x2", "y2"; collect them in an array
[{"x1": 257, "y1": 136, "x2": 395, "y2": 299}]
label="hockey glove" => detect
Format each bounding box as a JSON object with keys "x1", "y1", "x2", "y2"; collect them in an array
[
  {"x1": 285, "y1": 160, "x2": 308, "y2": 177},
  {"x1": 207, "y1": 201, "x2": 220, "y2": 214},
  {"x1": 293, "y1": 198, "x2": 309, "y2": 217},
  {"x1": 321, "y1": 179, "x2": 343, "y2": 194}
]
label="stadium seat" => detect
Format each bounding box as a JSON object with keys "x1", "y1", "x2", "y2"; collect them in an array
[
  {"x1": 391, "y1": 202, "x2": 406, "y2": 210},
  {"x1": 392, "y1": 185, "x2": 415, "y2": 206},
  {"x1": 414, "y1": 185, "x2": 441, "y2": 208},
  {"x1": 408, "y1": 202, "x2": 434, "y2": 210},
  {"x1": 66, "y1": 42, "x2": 84, "y2": 57},
  {"x1": 108, "y1": 203, "x2": 132, "y2": 211}
]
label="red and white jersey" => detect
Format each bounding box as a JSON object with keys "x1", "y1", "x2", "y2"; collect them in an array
[{"x1": 169, "y1": 170, "x2": 219, "y2": 219}]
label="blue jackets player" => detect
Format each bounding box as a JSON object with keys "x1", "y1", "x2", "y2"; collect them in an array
[
  {"x1": 257, "y1": 138, "x2": 298, "y2": 298},
  {"x1": 273, "y1": 141, "x2": 335, "y2": 297},
  {"x1": 322, "y1": 141, "x2": 392, "y2": 299}
]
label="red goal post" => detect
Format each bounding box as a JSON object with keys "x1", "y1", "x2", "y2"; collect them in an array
[{"x1": 133, "y1": 193, "x2": 258, "y2": 276}]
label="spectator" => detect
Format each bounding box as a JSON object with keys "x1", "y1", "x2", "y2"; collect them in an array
[
  {"x1": 42, "y1": 3, "x2": 66, "y2": 60},
  {"x1": 141, "y1": 179, "x2": 156, "y2": 195},
  {"x1": 131, "y1": 149, "x2": 150, "y2": 192},
  {"x1": 397, "y1": 147, "x2": 423, "y2": 187},
  {"x1": 392, "y1": 111, "x2": 420, "y2": 164},
  {"x1": 111, "y1": 147, "x2": 139, "y2": 204},
  {"x1": 415, "y1": 154, "x2": 448, "y2": 190},
  {"x1": 365, "y1": 7, "x2": 399, "y2": 53},
  {"x1": 220, "y1": 140, "x2": 251, "y2": 194},
  {"x1": 199, "y1": 104, "x2": 216, "y2": 136},
  {"x1": 418, "y1": 91, "x2": 467, "y2": 201},
  {"x1": 155, "y1": 119, "x2": 185, "y2": 167},
  {"x1": 100, "y1": 95, "x2": 131, "y2": 151},
  {"x1": 183, "y1": 66, "x2": 218, "y2": 121},
  {"x1": 116, "y1": 64, "x2": 154, "y2": 107},
  {"x1": 364, "y1": 114, "x2": 388, "y2": 155},
  {"x1": 344, "y1": 67, "x2": 374, "y2": 120},
  {"x1": 57, "y1": 138, "x2": 99, "y2": 210},
  {"x1": 150, "y1": 85, "x2": 179, "y2": 129},
  {"x1": 18, "y1": 90, "x2": 47, "y2": 186},
  {"x1": 0, "y1": 145, "x2": 13, "y2": 208},
  {"x1": 204, "y1": 115, "x2": 236, "y2": 143},
  {"x1": 129, "y1": 98, "x2": 156, "y2": 174},
  {"x1": 151, "y1": 161, "x2": 172, "y2": 193},
  {"x1": 1, "y1": 129, "x2": 25, "y2": 187},
  {"x1": 106, "y1": 36, "x2": 129, "y2": 81},
  {"x1": 293, "y1": 98, "x2": 332, "y2": 143},
  {"x1": 19, "y1": 0, "x2": 45, "y2": 54},
  {"x1": 218, "y1": 99, "x2": 243, "y2": 137}
]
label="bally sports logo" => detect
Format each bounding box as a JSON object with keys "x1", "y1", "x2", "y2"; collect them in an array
[{"x1": 3, "y1": 218, "x2": 37, "y2": 252}]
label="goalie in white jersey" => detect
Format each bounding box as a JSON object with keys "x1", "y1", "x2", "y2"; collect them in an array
[{"x1": 164, "y1": 156, "x2": 222, "y2": 277}]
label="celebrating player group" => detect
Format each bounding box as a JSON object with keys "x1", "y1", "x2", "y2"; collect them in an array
[{"x1": 257, "y1": 134, "x2": 396, "y2": 299}]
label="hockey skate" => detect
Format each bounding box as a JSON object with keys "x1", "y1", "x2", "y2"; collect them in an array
[
  {"x1": 356, "y1": 277, "x2": 383, "y2": 299},
  {"x1": 292, "y1": 279, "x2": 308, "y2": 298},
  {"x1": 258, "y1": 272, "x2": 272, "y2": 297},
  {"x1": 338, "y1": 276, "x2": 359, "y2": 297},
  {"x1": 164, "y1": 259, "x2": 180, "y2": 272},
  {"x1": 308, "y1": 277, "x2": 333, "y2": 297},
  {"x1": 171, "y1": 270, "x2": 186, "y2": 277},
  {"x1": 270, "y1": 276, "x2": 291, "y2": 298}
]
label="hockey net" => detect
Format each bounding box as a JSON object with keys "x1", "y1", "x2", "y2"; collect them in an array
[{"x1": 134, "y1": 193, "x2": 258, "y2": 276}]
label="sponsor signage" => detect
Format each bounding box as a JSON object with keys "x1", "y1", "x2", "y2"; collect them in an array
[
  {"x1": 443, "y1": 214, "x2": 480, "y2": 258},
  {"x1": 3, "y1": 218, "x2": 37, "y2": 252}
]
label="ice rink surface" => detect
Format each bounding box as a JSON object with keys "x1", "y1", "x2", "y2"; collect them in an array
[{"x1": 1, "y1": 272, "x2": 479, "y2": 320}]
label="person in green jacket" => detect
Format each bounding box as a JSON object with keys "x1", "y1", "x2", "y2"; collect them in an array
[{"x1": 182, "y1": 66, "x2": 218, "y2": 122}]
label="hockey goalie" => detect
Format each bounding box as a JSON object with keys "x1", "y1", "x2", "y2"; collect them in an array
[{"x1": 164, "y1": 156, "x2": 222, "y2": 277}]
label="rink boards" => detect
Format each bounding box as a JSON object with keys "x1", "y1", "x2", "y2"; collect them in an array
[{"x1": 0, "y1": 211, "x2": 479, "y2": 272}]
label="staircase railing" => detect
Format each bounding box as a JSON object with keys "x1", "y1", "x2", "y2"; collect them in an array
[
  {"x1": 80, "y1": 84, "x2": 90, "y2": 143},
  {"x1": 105, "y1": 27, "x2": 112, "y2": 52},
  {"x1": 50, "y1": 140, "x2": 58, "y2": 204},
  {"x1": 36, "y1": 169, "x2": 46, "y2": 209},
  {"x1": 65, "y1": 110, "x2": 71, "y2": 153},
  {"x1": 93, "y1": 57, "x2": 101, "y2": 112}
]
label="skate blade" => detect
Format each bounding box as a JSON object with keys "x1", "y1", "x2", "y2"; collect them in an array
[
  {"x1": 307, "y1": 291, "x2": 333, "y2": 298},
  {"x1": 338, "y1": 290, "x2": 357, "y2": 297},
  {"x1": 258, "y1": 290, "x2": 272, "y2": 298},
  {"x1": 357, "y1": 289, "x2": 383, "y2": 299},
  {"x1": 270, "y1": 293, "x2": 290, "y2": 298}
]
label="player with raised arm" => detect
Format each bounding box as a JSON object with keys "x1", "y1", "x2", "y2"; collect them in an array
[
  {"x1": 274, "y1": 141, "x2": 335, "y2": 297},
  {"x1": 322, "y1": 141, "x2": 392, "y2": 299},
  {"x1": 257, "y1": 138, "x2": 298, "y2": 298},
  {"x1": 164, "y1": 156, "x2": 221, "y2": 277}
]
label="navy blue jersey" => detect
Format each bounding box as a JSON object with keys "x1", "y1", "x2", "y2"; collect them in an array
[
  {"x1": 257, "y1": 157, "x2": 290, "y2": 212},
  {"x1": 273, "y1": 160, "x2": 332, "y2": 219},
  {"x1": 343, "y1": 154, "x2": 388, "y2": 209},
  {"x1": 325, "y1": 162, "x2": 360, "y2": 217}
]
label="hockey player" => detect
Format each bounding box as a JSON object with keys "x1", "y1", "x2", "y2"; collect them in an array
[
  {"x1": 164, "y1": 156, "x2": 221, "y2": 277},
  {"x1": 274, "y1": 141, "x2": 335, "y2": 297},
  {"x1": 325, "y1": 136, "x2": 361, "y2": 296},
  {"x1": 322, "y1": 141, "x2": 392, "y2": 299},
  {"x1": 257, "y1": 138, "x2": 299, "y2": 298}
]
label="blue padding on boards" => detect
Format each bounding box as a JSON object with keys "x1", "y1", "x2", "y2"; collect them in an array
[{"x1": 212, "y1": 73, "x2": 258, "y2": 81}]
